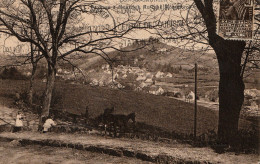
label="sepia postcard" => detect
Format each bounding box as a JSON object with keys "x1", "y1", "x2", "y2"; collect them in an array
[{"x1": 0, "y1": 0, "x2": 259, "y2": 163}]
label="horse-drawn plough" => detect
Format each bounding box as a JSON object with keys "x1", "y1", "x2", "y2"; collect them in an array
[
  {"x1": 50, "y1": 107, "x2": 136, "y2": 137},
  {"x1": 49, "y1": 108, "x2": 196, "y2": 145}
]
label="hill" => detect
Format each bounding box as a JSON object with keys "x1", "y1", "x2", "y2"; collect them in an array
[
  {"x1": 0, "y1": 79, "x2": 219, "y2": 136},
  {"x1": 75, "y1": 39, "x2": 218, "y2": 73}
]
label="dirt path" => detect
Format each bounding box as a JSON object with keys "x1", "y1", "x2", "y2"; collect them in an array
[
  {"x1": 171, "y1": 97, "x2": 219, "y2": 110},
  {"x1": 0, "y1": 132, "x2": 258, "y2": 164},
  {"x1": 0, "y1": 141, "x2": 151, "y2": 164}
]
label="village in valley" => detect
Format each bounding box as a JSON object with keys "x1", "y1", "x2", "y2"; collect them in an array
[
  {"x1": 50, "y1": 41, "x2": 260, "y2": 117},
  {"x1": 0, "y1": 0, "x2": 259, "y2": 163}
]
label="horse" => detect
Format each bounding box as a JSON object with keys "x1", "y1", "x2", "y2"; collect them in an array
[
  {"x1": 95, "y1": 109, "x2": 136, "y2": 137},
  {"x1": 93, "y1": 107, "x2": 114, "y2": 131},
  {"x1": 105, "y1": 112, "x2": 136, "y2": 136}
]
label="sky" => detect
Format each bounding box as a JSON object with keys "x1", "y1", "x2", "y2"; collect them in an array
[
  {"x1": 0, "y1": 0, "x2": 205, "y2": 55},
  {"x1": 0, "y1": 0, "x2": 258, "y2": 56}
]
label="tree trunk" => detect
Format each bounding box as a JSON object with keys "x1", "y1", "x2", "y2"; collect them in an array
[
  {"x1": 214, "y1": 39, "x2": 246, "y2": 146},
  {"x1": 28, "y1": 41, "x2": 35, "y2": 106},
  {"x1": 28, "y1": 63, "x2": 37, "y2": 106},
  {"x1": 193, "y1": 0, "x2": 246, "y2": 147},
  {"x1": 38, "y1": 62, "x2": 56, "y2": 131}
]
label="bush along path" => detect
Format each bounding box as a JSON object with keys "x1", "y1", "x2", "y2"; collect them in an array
[{"x1": 0, "y1": 131, "x2": 258, "y2": 164}]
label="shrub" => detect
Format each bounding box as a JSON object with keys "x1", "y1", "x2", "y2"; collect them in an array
[
  {"x1": 236, "y1": 126, "x2": 259, "y2": 153},
  {"x1": 197, "y1": 127, "x2": 259, "y2": 154},
  {"x1": 0, "y1": 67, "x2": 27, "y2": 80},
  {"x1": 174, "y1": 92, "x2": 183, "y2": 98}
]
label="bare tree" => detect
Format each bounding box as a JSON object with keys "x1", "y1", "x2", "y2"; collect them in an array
[{"x1": 0, "y1": 0, "x2": 153, "y2": 129}]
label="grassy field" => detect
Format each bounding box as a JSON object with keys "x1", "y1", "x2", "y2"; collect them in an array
[{"x1": 0, "y1": 79, "x2": 219, "y2": 136}]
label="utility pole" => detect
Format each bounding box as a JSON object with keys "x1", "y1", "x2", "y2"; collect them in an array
[{"x1": 194, "y1": 63, "x2": 198, "y2": 140}]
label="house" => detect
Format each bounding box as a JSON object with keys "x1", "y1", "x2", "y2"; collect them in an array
[
  {"x1": 106, "y1": 79, "x2": 113, "y2": 85},
  {"x1": 66, "y1": 74, "x2": 75, "y2": 80},
  {"x1": 131, "y1": 67, "x2": 140, "y2": 72},
  {"x1": 185, "y1": 91, "x2": 195, "y2": 102},
  {"x1": 90, "y1": 79, "x2": 99, "y2": 86},
  {"x1": 122, "y1": 73, "x2": 127, "y2": 79},
  {"x1": 26, "y1": 72, "x2": 32, "y2": 76},
  {"x1": 102, "y1": 64, "x2": 110, "y2": 70},
  {"x1": 244, "y1": 89, "x2": 260, "y2": 99},
  {"x1": 155, "y1": 71, "x2": 164, "y2": 78},
  {"x1": 136, "y1": 75, "x2": 146, "y2": 81},
  {"x1": 140, "y1": 82, "x2": 149, "y2": 88},
  {"x1": 99, "y1": 81, "x2": 105, "y2": 87},
  {"x1": 149, "y1": 86, "x2": 164, "y2": 95},
  {"x1": 244, "y1": 89, "x2": 260, "y2": 108},
  {"x1": 104, "y1": 69, "x2": 111, "y2": 74},
  {"x1": 64, "y1": 70, "x2": 70, "y2": 74},
  {"x1": 159, "y1": 48, "x2": 167, "y2": 52},
  {"x1": 117, "y1": 83, "x2": 125, "y2": 89},
  {"x1": 57, "y1": 68, "x2": 63, "y2": 73},
  {"x1": 165, "y1": 73, "x2": 173, "y2": 78},
  {"x1": 105, "y1": 64, "x2": 110, "y2": 70},
  {"x1": 163, "y1": 91, "x2": 175, "y2": 97},
  {"x1": 108, "y1": 82, "x2": 124, "y2": 89},
  {"x1": 134, "y1": 58, "x2": 138, "y2": 64},
  {"x1": 113, "y1": 73, "x2": 119, "y2": 80},
  {"x1": 135, "y1": 87, "x2": 142, "y2": 92},
  {"x1": 146, "y1": 72, "x2": 153, "y2": 77},
  {"x1": 145, "y1": 78, "x2": 153, "y2": 84}
]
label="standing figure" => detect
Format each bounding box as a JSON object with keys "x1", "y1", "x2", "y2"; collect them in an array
[
  {"x1": 43, "y1": 115, "x2": 56, "y2": 133},
  {"x1": 13, "y1": 111, "x2": 24, "y2": 132}
]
